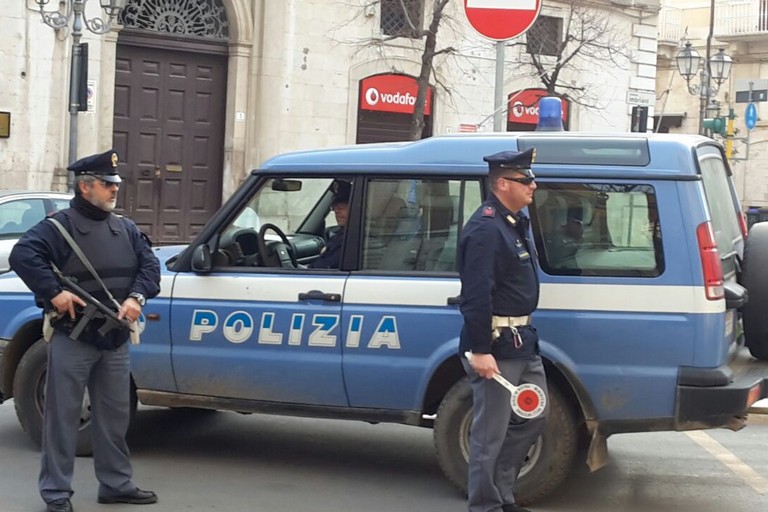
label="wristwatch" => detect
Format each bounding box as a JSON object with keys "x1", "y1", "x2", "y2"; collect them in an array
[{"x1": 128, "y1": 292, "x2": 146, "y2": 307}]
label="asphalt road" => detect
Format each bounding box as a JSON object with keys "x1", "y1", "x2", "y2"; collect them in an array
[{"x1": 0, "y1": 402, "x2": 766, "y2": 512}]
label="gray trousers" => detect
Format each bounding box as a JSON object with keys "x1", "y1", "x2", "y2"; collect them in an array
[
  {"x1": 40, "y1": 330, "x2": 135, "y2": 503},
  {"x1": 462, "y1": 356, "x2": 548, "y2": 512}
]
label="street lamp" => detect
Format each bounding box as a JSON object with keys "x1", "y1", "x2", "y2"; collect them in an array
[
  {"x1": 34, "y1": 0, "x2": 129, "y2": 191},
  {"x1": 675, "y1": 41, "x2": 733, "y2": 136}
]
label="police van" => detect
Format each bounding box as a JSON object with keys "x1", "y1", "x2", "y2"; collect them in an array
[{"x1": 1, "y1": 132, "x2": 768, "y2": 504}]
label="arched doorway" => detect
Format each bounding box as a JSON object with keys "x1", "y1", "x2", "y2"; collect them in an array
[{"x1": 113, "y1": 0, "x2": 230, "y2": 243}]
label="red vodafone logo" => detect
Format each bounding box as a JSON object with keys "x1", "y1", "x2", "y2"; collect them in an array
[
  {"x1": 507, "y1": 88, "x2": 569, "y2": 125},
  {"x1": 360, "y1": 74, "x2": 433, "y2": 115}
]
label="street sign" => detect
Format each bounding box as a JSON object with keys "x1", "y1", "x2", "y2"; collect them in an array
[
  {"x1": 464, "y1": 0, "x2": 542, "y2": 41},
  {"x1": 746, "y1": 102, "x2": 758, "y2": 131},
  {"x1": 626, "y1": 89, "x2": 656, "y2": 108},
  {"x1": 736, "y1": 90, "x2": 768, "y2": 103}
]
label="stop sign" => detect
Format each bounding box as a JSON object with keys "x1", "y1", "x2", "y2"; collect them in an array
[{"x1": 464, "y1": 0, "x2": 542, "y2": 41}]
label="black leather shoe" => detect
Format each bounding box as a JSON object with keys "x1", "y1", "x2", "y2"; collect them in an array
[
  {"x1": 46, "y1": 498, "x2": 73, "y2": 512},
  {"x1": 502, "y1": 505, "x2": 532, "y2": 512},
  {"x1": 97, "y1": 488, "x2": 158, "y2": 505}
]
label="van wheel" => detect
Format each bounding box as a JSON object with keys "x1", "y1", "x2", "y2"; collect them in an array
[
  {"x1": 433, "y1": 377, "x2": 578, "y2": 504},
  {"x1": 742, "y1": 222, "x2": 768, "y2": 360}
]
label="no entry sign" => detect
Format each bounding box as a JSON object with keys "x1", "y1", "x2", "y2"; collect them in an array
[{"x1": 464, "y1": 0, "x2": 542, "y2": 41}]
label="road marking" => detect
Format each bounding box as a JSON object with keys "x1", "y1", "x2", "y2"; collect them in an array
[{"x1": 686, "y1": 431, "x2": 768, "y2": 494}]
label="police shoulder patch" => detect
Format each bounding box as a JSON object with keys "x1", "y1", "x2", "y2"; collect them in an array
[{"x1": 482, "y1": 206, "x2": 495, "y2": 217}]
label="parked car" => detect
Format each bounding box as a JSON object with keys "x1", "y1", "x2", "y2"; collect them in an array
[{"x1": 0, "y1": 191, "x2": 72, "y2": 273}]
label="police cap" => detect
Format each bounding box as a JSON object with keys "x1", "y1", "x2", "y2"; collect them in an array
[
  {"x1": 67, "y1": 149, "x2": 122, "y2": 184},
  {"x1": 483, "y1": 148, "x2": 536, "y2": 177},
  {"x1": 330, "y1": 180, "x2": 351, "y2": 205}
]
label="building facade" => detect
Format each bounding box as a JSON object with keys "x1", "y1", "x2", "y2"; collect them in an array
[
  {"x1": 657, "y1": 0, "x2": 768, "y2": 212},
  {"x1": 1, "y1": 0, "x2": 660, "y2": 242}
]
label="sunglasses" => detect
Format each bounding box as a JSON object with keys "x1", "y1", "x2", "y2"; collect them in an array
[
  {"x1": 501, "y1": 176, "x2": 536, "y2": 185},
  {"x1": 84, "y1": 174, "x2": 120, "y2": 187}
]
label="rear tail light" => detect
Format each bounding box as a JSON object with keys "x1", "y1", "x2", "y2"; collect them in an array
[
  {"x1": 697, "y1": 221, "x2": 724, "y2": 300},
  {"x1": 738, "y1": 211, "x2": 748, "y2": 240}
]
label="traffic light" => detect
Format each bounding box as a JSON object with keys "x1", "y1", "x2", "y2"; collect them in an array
[{"x1": 703, "y1": 116, "x2": 727, "y2": 136}]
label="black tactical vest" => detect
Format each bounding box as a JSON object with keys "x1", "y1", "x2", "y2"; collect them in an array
[{"x1": 59, "y1": 209, "x2": 138, "y2": 305}]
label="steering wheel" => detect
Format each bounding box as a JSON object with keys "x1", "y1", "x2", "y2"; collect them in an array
[{"x1": 256, "y1": 223, "x2": 298, "y2": 268}]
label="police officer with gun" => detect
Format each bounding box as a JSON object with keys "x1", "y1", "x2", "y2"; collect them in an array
[
  {"x1": 10, "y1": 150, "x2": 161, "y2": 512},
  {"x1": 458, "y1": 149, "x2": 549, "y2": 512}
]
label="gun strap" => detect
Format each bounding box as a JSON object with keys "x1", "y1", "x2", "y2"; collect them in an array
[{"x1": 47, "y1": 217, "x2": 122, "y2": 311}]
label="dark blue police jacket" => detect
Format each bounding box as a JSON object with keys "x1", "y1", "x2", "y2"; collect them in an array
[
  {"x1": 457, "y1": 193, "x2": 539, "y2": 357},
  {"x1": 9, "y1": 208, "x2": 161, "y2": 307},
  {"x1": 309, "y1": 228, "x2": 344, "y2": 269}
]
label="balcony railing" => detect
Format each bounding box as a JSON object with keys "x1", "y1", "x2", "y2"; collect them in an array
[
  {"x1": 716, "y1": 0, "x2": 768, "y2": 36},
  {"x1": 659, "y1": 6, "x2": 683, "y2": 43}
]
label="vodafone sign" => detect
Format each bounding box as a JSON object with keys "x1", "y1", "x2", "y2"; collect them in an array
[
  {"x1": 464, "y1": 0, "x2": 542, "y2": 41},
  {"x1": 508, "y1": 89, "x2": 569, "y2": 125},
  {"x1": 360, "y1": 74, "x2": 433, "y2": 116}
]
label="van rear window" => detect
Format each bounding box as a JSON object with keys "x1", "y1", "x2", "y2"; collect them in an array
[
  {"x1": 517, "y1": 138, "x2": 650, "y2": 166},
  {"x1": 698, "y1": 149, "x2": 742, "y2": 276}
]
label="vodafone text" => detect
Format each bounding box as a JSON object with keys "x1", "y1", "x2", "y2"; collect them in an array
[
  {"x1": 365, "y1": 87, "x2": 418, "y2": 109},
  {"x1": 510, "y1": 101, "x2": 541, "y2": 118}
]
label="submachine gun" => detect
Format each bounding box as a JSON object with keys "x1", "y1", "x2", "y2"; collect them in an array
[{"x1": 52, "y1": 269, "x2": 133, "y2": 342}]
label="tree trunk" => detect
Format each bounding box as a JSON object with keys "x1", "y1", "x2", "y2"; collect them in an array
[{"x1": 409, "y1": 0, "x2": 450, "y2": 141}]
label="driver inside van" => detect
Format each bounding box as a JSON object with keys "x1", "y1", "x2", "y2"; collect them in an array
[{"x1": 308, "y1": 180, "x2": 350, "y2": 269}]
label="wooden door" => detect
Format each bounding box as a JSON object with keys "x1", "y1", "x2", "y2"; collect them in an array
[{"x1": 113, "y1": 44, "x2": 227, "y2": 243}]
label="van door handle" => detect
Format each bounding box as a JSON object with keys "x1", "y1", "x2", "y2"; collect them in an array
[
  {"x1": 447, "y1": 296, "x2": 461, "y2": 305},
  {"x1": 298, "y1": 291, "x2": 341, "y2": 302}
]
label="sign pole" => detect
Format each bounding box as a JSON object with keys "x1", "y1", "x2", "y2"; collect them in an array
[{"x1": 493, "y1": 41, "x2": 505, "y2": 132}]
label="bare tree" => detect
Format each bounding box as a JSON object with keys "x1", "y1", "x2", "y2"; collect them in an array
[
  {"x1": 336, "y1": 1, "x2": 631, "y2": 132},
  {"x1": 508, "y1": 3, "x2": 631, "y2": 109},
  {"x1": 336, "y1": 0, "x2": 456, "y2": 140}
]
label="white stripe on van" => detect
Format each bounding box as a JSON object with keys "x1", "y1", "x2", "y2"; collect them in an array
[
  {"x1": 170, "y1": 275, "x2": 722, "y2": 315},
  {"x1": 1, "y1": 274, "x2": 723, "y2": 315}
]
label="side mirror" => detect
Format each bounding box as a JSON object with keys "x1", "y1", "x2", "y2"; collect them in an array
[{"x1": 191, "y1": 244, "x2": 212, "y2": 273}]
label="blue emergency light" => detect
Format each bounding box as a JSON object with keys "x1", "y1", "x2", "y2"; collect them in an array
[{"x1": 536, "y1": 96, "x2": 564, "y2": 131}]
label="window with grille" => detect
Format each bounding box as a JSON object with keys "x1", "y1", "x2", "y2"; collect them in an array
[
  {"x1": 380, "y1": 0, "x2": 423, "y2": 38},
  {"x1": 526, "y1": 16, "x2": 562, "y2": 57}
]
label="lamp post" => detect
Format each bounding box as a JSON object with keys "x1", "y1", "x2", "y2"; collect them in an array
[
  {"x1": 34, "y1": 0, "x2": 128, "y2": 191},
  {"x1": 675, "y1": 42, "x2": 733, "y2": 136},
  {"x1": 674, "y1": 0, "x2": 733, "y2": 137}
]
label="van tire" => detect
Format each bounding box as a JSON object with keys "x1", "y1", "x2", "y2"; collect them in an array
[
  {"x1": 742, "y1": 222, "x2": 768, "y2": 360},
  {"x1": 433, "y1": 377, "x2": 578, "y2": 504}
]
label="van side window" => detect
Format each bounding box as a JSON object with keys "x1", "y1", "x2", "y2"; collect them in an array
[
  {"x1": 531, "y1": 183, "x2": 664, "y2": 277},
  {"x1": 361, "y1": 178, "x2": 482, "y2": 272}
]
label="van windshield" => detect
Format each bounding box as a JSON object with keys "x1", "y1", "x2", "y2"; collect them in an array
[{"x1": 698, "y1": 148, "x2": 742, "y2": 275}]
